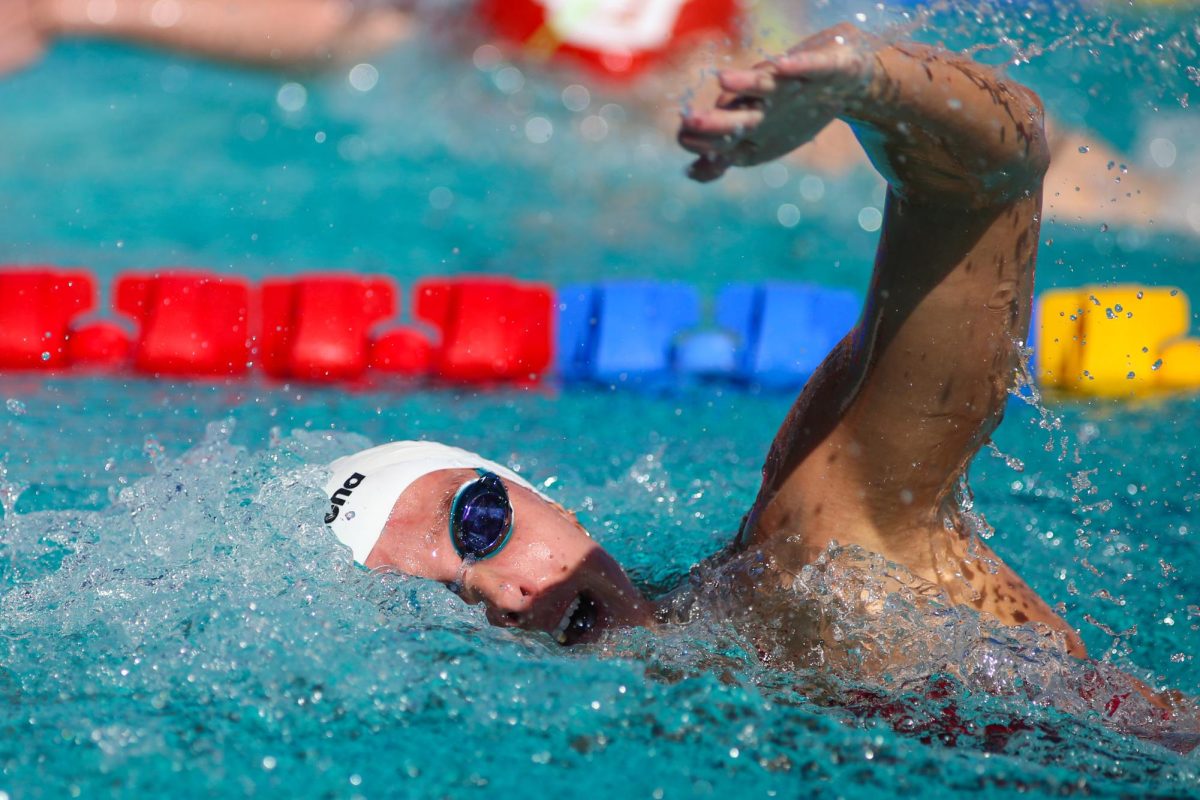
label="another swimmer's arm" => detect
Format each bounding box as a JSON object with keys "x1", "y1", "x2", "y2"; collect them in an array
[{"x1": 35, "y1": 0, "x2": 411, "y2": 66}]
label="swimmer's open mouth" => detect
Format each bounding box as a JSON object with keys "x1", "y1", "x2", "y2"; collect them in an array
[{"x1": 551, "y1": 591, "x2": 602, "y2": 646}]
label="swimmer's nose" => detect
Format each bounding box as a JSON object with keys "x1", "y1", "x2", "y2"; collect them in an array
[{"x1": 463, "y1": 570, "x2": 538, "y2": 627}]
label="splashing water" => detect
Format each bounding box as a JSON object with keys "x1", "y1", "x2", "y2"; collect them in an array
[{"x1": 0, "y1": 404, "x2": 1196, "y2": 797}]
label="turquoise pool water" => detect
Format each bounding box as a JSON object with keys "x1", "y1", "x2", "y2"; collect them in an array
[{"x1": 1, "y1": 1, "x2": 1199, "y2": 797}]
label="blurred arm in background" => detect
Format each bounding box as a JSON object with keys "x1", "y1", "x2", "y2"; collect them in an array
[{"x1": 0, "y1": 0, "x2": 412, "y2": 73}]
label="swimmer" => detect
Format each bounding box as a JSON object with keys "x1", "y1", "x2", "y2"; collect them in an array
[{"x1": 326, "y1": 25, "x2": 1144, "y2": 672}]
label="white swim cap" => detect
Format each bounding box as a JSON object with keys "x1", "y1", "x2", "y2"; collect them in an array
[{"x1": 323, "y1": 441, "x2": 546, "y2": 564}]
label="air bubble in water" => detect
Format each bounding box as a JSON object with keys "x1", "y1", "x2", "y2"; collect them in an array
[
  {"x1": 143, "y1": 435, "x2": 166, "y2": 465},
  {"x1": 6, "y1": 398, "x2": 26, "y2": 416}
]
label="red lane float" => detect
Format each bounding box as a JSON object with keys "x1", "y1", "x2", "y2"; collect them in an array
[
  {"x1": 66, "y1": 321, "x2": 131, "y2": 367},
  {"x1": 479, "y1": 0, "x2": 739, "y2": 81},
  {"x1": 414, "y1": 277, "x2": 553, "y2": 382},
  {"x1": 0, "y1": 268, "x2": 96, "y2": 369},
  {"x1": 370, "y1": 328, "x2": 434, "y2": 377},
  {"x1": 115, "y1": 271, "x2": 254, "y2": 377},
  {"x1": 261, "y1": 274, "x2": 398, "y2": 382}
]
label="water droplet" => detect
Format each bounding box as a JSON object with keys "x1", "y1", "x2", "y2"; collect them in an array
[
  {"x1": 561, "y1": 84, "x2": 591, "y2": 112},
  {"x1": 761, "y1": 162, "x2": 789, "y2": 189},
  {"x1": 1152, "y1": 359, "x2": 1163, "y2": 371},
  {"x1": 348, "y1": 63, "x2": 379, "y2": 92},
  {"x1": 1078, "y1": 145, "x2": 1090, "y2": 154},
  {"x1": 472, "y1": 43, "x2": 503, "y2": 72},
  {"x1": 525, "y1": 116, "x2": 554, "y2": 144},
  {"x1": 493, "y1": 65, "x2": 525, "y2": 95},
  {"x1": 857, "y1": 206, "x2": 883, "y2": 232},
  {"x1": 799, "y1": 175, "x2": 825, "y2": 202},
  {"x1": 6, "y1": 398, "x2": 26, "y2": 416},
  {"x1": 40, "y1": 351, "x2": 50, "y2": 361},
  {"x1": 1149, "y1": 138, "x2": 1177, "y2": 168},
  {"x1": 1126, "y1": 371, "x2": 1136, "y2": 380},
  {"x1": 1099, "y1": 223, "x2": 1108, "y2": 232},
  {"x1": 275, "y1": 82, "x2": 307, "y2": 112}
]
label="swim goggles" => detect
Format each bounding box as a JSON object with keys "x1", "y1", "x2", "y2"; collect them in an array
[{"x1": 449, "y1": 469, "x2": 514, "y2": 560}]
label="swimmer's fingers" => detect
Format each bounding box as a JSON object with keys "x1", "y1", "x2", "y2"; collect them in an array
[
  {"x1": 717, "y1": 68, "x2": 778, "y2": 99},
  {"x1": 678, "y1": 107, "x2": 764, "y2": 181},
  {"x1": 773, "y1": 33, "x2": 875, "y2": 98},
  {"x1": 679, "y1": 107, "x2": 765, "y2": 143},
  {"x1": 686, "y1": 154, "x2": 732, "y2": 183}
]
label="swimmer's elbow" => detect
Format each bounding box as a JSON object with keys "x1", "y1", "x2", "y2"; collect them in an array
[
  {"x1": 1018, "y1": 87, "x2": 1051, "y2": 180},
  {"x1": 990, "y1": 85, "x2": 1050, "y2": 200}
]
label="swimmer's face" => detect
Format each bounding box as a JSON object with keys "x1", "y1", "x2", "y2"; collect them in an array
[{"x1": 366, "y1": 469, "x2": 653, "y2": 645}]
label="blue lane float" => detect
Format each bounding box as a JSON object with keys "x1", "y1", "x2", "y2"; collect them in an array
[
  {"x1": 559, "y1": 280, "x2": 861, "y2": 388},
  {"x1": 556, "y1": 281, "x2": 701, "y2": 383},
  {"x1": 715, "y1": 282, "x2": 861, "y2": 387}
]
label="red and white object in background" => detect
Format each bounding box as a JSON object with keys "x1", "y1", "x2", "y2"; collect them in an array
[{"x1": 478, "y1": 0, "x2": 740, "y2": 80}]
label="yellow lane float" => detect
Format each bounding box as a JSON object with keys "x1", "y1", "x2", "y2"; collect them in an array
[{"x1": 1035, "y1": 285, "x2": 1200, "y2": 396}]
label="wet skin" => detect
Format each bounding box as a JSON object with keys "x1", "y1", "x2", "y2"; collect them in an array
[{"x1": 365, "y1": 469, "x2": 654, "y2": 644}]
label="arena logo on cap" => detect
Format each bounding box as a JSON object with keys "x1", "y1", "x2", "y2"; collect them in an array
[{"x1": 326, "y1": 472, "x2": 366, "y2": 524}]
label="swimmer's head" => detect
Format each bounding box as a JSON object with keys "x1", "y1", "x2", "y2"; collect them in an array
[{"x1": 325, "y1": 442, "x2": 652, "y2": 644}]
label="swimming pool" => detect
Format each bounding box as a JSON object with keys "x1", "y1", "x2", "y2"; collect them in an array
[{"x1": 1, "y1": 2, "x2": 1199, "y2": 797}]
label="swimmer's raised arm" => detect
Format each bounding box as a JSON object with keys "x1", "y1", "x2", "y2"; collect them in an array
[
  {"x1": 680, "y1": 25, "x2": 1082, "y2": 654},
  {"x1": 6, "y1": 0, "x2": 410, "y2": 72}
]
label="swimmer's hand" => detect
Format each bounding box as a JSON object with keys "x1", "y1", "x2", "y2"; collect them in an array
[
  {"x1": 0, "y1": 0, "x2": 48, "y2": 75},
  {"x1": 678, "y1": 23, "x2": 875, "y2": 182}
]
